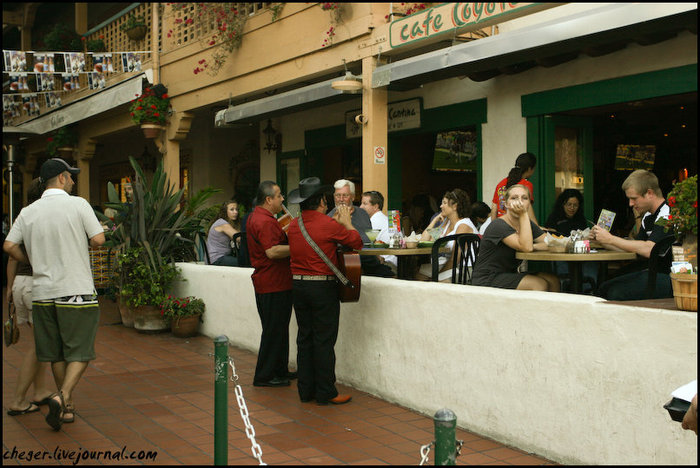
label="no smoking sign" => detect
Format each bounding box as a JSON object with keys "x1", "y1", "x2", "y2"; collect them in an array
[{"x1": 374, "y1": 146, "x2": 386, "y2": 164}]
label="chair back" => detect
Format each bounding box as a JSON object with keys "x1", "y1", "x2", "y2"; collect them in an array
[
  {"x1": 431, "y1": 233, "x2": 481, "y2": 284},
  {"x1": 646, "y1": 234, "x2": 676, "y2": 298},
  {"x1": 233, "y1": 231, "x2": 251, "y2": 267}
]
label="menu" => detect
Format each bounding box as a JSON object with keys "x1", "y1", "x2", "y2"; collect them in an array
[{"x1": 596, "y1": 209, "x2": 616, "y2": 231}]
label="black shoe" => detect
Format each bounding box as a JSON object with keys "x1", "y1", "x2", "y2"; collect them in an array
[
  {"x1": 253, "y1": 377, "x2": 290, "y2": 387},
  {"x1": 300, "y1": 396, "x2": 314, "y2": 403},
  {"x1": 286, "y1": 371, "x2": 298, "y2": 380}
]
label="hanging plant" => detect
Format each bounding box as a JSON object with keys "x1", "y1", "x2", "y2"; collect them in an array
[
  {"x1": 169, "y1": 3, "x2": 248, "y2": 76},
  {"x1": 320, "y1": 3, "x2": 343, "y2": 48},
  {"x1": 129, "y1": 84, "x2": 170, "y2": 125},
  {"x1": 270, "y1": 3, "x2": 285, "y2": 22},
  {"x1": 40, "y1": 23, "x2": 82, "y2": 51},
  {"x1": 46, "y1": 126, "x2": 78, "y2": 156}
]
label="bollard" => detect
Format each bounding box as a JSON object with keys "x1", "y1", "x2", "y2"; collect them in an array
[
  {"x1": 433, "y1": 408, "x2": 457, "y2": 465},
  {"x1": 214, "y1": 336, "x2": 229, "y2": 465}
]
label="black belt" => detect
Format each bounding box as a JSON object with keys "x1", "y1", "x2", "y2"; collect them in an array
[{"x1": 292, "y1": 274, "x2": 336, "y2": 281}]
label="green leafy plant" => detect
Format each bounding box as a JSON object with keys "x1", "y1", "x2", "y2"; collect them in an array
[
  {"x1": 159, "y1": 295, "x2": 205, "y2": 322},
  {"x1": 657, "y1": 174, "x2": 698, "y2": 238},
  {"x1": 85, "y1": 37, "x2": 106, "y2": 52},
  {"x1": 120, "y1": 14, "x2": 146, "y2": 32},
  {"x1": 41, "y1": 23, "x2": 82, "y2": 51},
  {"x1": 270, "y1": 3, "x2": 285, "y2": 22},
  {"x1": 46, "y1": 126, "x2": 78, "y2": 156},
  {"x1": 115, "y1": 247, "x2": 180, "y2": 308},
  {"x1": 129, "y1": 84, "x2": 170, "y2": 125}
]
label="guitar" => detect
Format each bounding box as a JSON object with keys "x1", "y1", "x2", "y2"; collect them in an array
[
  {"x1": 337, "y1": 248, "x2": 361, "y2": 303},
  {"x1": 278, "y1": 204, "x2": 293, "y2": 232}
]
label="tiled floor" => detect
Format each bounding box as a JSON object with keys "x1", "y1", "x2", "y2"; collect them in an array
[{"x1": 3, "y1": 297, "x2": 555, "y2": 465}]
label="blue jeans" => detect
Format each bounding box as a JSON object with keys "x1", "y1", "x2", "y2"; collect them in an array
[
  {"x1": 596, "y1": 270, "x2": 672, "y2": 301},
  {"x1": 213, "y1": 255, "x2": 238, "y2": 266}
]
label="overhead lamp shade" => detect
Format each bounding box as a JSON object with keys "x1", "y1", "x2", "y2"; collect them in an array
[{"x1": 331, "y1": 74, "x2": 363, "y2": 93}]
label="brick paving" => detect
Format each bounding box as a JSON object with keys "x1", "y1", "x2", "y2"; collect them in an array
[{"x1": 3, "y1": 297, "x2": 555, "y2": 465}]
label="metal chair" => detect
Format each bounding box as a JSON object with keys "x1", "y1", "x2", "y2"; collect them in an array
[
  {"x1": 646, "y1": 233, "x2": 676, "y2": 299},
  {"x1": 431, "y1": 233, "x2": 481, "y2": 284}
]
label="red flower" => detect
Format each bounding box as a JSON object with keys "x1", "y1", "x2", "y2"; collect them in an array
[
  {"x1": 162, "y1": 94, "x2": 168, "y2": 98},
  {"x1": 47, "y1": 137, "x2": 53, "y2": 142},
  {"x1": 668, "y1": 196, "x2": 676, "y2": 207},
  {"x1": 668, "y1": 214, "x2": 673, "y2": 220},
  {"x1": 151, "y1": 104, "x2": 157, "y2": 109},
  {"x1": 694, "y1": 201, "x2": 698, "y2": 208},
  {"x1": 136, "y1": 106, "x2": 143, "y2": 110},
  {"x1": 153, "y1": 113, "x2": 160, "y2": 117}
]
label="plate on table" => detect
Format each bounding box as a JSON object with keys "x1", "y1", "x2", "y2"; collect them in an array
[{"x1": 417, "y1": 241, "x2": 435, "y2": 248}]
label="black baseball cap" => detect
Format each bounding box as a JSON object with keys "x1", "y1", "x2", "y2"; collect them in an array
[{"x1": 40, "y1": 158, "x2": 80, "y2": 182}]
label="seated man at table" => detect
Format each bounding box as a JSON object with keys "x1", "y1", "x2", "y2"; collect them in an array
[
  {"x1": 360, "y1": 190, "x2": 397, "y2": 272},
  {"x1": 328, "y1": 180, "x2": 394, "y2": 278},
  {"x1": 590, "y1": 169, "x2": 672, "y2": 301}
]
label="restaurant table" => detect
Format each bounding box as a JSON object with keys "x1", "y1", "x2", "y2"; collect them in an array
[
  {"x1": 359, "y1": 246, "x2": 449, "y2": 280},
  {"x1": 515, "y1": 249, "x2": 637, "y2": 293}
]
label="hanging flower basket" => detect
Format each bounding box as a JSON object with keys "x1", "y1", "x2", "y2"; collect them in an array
[
  {"x1": 140, "y1": 123, "x2": 164, "y2": 139},
  {"x1": 126, "y1": 25, "x2": 147, "y2": 41},
  {"x1": 57, "y1": 147, "x2": 75, "y2": 159}
]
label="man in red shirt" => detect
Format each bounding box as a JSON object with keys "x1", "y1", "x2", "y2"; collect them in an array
[
  {"x1": 247, "y1": 181, "x2": 295, "y2": 387},
  {"x1": 287, "y1": 177, "x2": 363, "y2": 405}
]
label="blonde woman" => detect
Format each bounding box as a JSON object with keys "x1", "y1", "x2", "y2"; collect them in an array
[{"x1": 473, "y1": 184, "x2": 559, "y2": 291}]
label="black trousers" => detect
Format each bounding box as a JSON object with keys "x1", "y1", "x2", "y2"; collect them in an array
[
  {"x1": 292, "y1": 280, "x2": 340, "y2": 402},
  {"x1": 253, "y1": 289, "x2": 293, "y2": 383}
]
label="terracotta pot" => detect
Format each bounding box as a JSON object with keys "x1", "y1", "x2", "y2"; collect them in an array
[
  {"x1": 117, "y1": 294, "x2": 134, "y2": 328},
  {"x1": 171, "y1": 314, "x2": 201, "y2": 338},
  {"x1": 126, "y1": 25, "x2": 147, "y2": 41},
  {"x1": 140, "y1": 123, "x2": 164, "y2": 139},
  {"x1": 57, "y1": 147, "x2": 75, "y2": 159},
  {"x1": 133, "y1": 305, "x2": 168, "y2": 333}
]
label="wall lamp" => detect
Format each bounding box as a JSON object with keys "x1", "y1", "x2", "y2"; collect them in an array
[
  {"x1": 263, "y1": 119, "x2": 281, "y2": 152},
  {"x1": 331, "y1": 71, "x2": 363, "y2": 94}
]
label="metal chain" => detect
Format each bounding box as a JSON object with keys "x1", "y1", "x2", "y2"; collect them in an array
[
  {"x1": 419, "y1": 442, "x2": 433, "y2": 465},
  {"x1": 227, "y1": 357, "x2": 266, "y2": 465}
]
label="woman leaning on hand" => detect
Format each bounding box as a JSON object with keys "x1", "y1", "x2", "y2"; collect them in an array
[
  {"x1": 472, "y1": 184, "x2": 560, "y2": 292},
  {"x1": 206, "y1": 199, "x2": 241, "y2": 266}
]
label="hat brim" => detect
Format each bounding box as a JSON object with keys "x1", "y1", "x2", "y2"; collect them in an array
[{"x1": 288, "y1": 184, "x2": 331, "y2": 204}]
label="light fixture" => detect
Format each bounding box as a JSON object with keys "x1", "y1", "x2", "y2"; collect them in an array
[
  {"x1": 263, "y1": 119, "x2": 280, "y2": 152},
  {"x1": 332, "y1": 71, "x2": 363, "y2": 93}
]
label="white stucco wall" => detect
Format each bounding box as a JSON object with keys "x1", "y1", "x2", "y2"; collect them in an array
[{"x1": 172, "y1": 262, "x2": 697, "y2": 465}]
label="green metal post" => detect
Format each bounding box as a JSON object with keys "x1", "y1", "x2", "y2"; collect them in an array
[
  {"x1": 434, "y1": 408, "x2": 457, "y2": 465},
  {"x1": 214, "y1": 336, "x2": 229, "y2": 465}
]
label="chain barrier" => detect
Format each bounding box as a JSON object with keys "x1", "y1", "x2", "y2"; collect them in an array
[
  {"x1": 418, "y1": 440, "x2": 463, "y2": 465},
  {"x1": 419, "y1": 442, "x2": 432, "y2": 465},
  {"x1": 227, "y1": 356, "x2": 266, "y2": 465}
]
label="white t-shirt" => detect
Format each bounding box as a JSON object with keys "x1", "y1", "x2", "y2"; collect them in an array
[
  {"x1": 6, "y1": 189, "x2": 104, "y2": 300},
  {"x1": 370, "y1": 211, "x2": 397, "y2": 269}
]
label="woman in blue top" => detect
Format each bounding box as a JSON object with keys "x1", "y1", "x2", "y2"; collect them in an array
[{"x1": 206, "y1": 200, "x2": 241, "y2": 266}]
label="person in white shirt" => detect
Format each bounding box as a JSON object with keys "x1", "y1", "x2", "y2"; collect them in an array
[
  {"x1": 470, "y1": 201, "x2": 492, "y2": 235},
  {"x1": 359, "y1": 191, "x2": 397, "y2": 270},
  {"x1": 4, "y1": 158, "x2": 105, "y2": 431}
]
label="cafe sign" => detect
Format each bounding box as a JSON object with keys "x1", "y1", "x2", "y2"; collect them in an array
[
  {"x1": 390, "y1": 3, "x2": 548, "y2": 49},
  {"x1": 346, "y1": 98, "x2": 422, "y2": 139}
]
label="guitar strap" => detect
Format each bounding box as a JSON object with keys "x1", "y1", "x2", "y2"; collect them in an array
[{"x1": 297, "y1": 215, "x2": 353, "y2": 288}]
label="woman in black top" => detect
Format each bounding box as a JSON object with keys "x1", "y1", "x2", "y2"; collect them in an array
[
  {"x1": 472, "y1": 184, "x2": 560, "y2": 292},
  {"x1": 545, "y1": 189, "x2": 587, "y2": 236}
]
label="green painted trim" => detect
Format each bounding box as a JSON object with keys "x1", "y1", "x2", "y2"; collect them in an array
[
  {"x1": 422, "y1": 99, "x2": 487, "y2": 132},
  {"x1": 305, "y1": 125, "x2": 346, "y2": 150},
  {"x1": 276, "y1": 150, "x2": 305, "y2": 196},
  {"x1": 84, "y1": 3, "x2": 142, "y2": 37},
  {"x1": 522, "y1": 64, "x2": 698, "y2": 117}
]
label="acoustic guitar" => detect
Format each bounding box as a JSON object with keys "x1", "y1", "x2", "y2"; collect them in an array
[{"x1": 337, "y1": 248, "x2": 361, "y2": 303}]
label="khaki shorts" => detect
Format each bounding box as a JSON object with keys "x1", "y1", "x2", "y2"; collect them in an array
[
  {"x1": 32, "y1": 295, "x2": 100, "y2": 363},
  {"x1": 11, "y1": 275, "x2": 33, "y2": 325}
]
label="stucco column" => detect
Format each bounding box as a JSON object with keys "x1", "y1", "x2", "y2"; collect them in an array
[
  {"x1": 77, "y1": 138, "x2": 97, "y2": 201},
  {"x1": 162, "y1": 111, "x2": 195, "y2": 190},
  {"x1": 361, "y1": 56, "x2": 388, "y2": 213}
]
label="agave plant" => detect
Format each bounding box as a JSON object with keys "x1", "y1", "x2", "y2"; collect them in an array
[{"x1": 97, "y1": 156, "x2": 219, "y2": 304}]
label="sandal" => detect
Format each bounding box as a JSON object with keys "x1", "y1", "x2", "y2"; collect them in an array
[
  {"x1": 7, "y1": 403, "x2": 40, "y2": 416},
  {"x1": 45, "y1": 392, "x2": 65, "y2": 431},
  {"x1": 63, "y1": 403, "x2": 75, "y2": 423}
]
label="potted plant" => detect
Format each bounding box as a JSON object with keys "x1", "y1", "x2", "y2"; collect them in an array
[
  {"x1": 160, "y1": 295, "x2": 205, "y2": 337},
  {"x1": 657, "y1": 174, "x2": 698, "y2": 311},
  {"x1": 46, "y1": 125, "x2": 78, "y2": 158},
  {"x1": 120, "y1": 14, "x2": 147, "y2": 41},
  {"x1": 129, "y1": 84, "x2": 170, "y2": 138},
  {"x1": 97, "y1": 157, "x2": 219, "y2": 330}
]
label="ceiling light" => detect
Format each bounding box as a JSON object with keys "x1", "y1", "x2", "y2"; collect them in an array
[{"x1": 331, "y1": 72, "x2": 363, "y2": 94}]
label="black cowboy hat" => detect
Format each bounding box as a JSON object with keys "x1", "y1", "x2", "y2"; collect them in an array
[{"x1": 288, "y1": 177, "x2": 332, "y2": 204}]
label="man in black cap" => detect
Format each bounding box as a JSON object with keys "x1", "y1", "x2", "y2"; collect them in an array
[
  {"x1": 4, "y1": 158, "x2": 105, "y2": 431},
  {"x1": 287, "y1": 177, "x2": 363, "y2": 405}
]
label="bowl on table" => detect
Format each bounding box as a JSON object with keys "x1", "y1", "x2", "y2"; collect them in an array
[{"x1": 405, "y1": 241, "x2": 418, "y2": 248}]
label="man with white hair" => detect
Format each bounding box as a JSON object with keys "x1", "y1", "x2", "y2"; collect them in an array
[{"x1": 328, "y1": 179, "x2": 394, "y2": 277}]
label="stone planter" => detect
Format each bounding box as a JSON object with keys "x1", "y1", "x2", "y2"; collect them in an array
[
  {"x1": 133, "y1": 305, "x2": 168, "y2": 333},
  {"x1": 170, "y1": 314, "x2": 202, "y2": 338},
  {"x1": 117, "y1": 294, "x2": 134, "y2": 328}
]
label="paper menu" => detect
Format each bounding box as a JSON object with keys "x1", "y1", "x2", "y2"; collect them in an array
[{"x1": 596, "y1": 209, "x2": 616, "y2": 231}]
